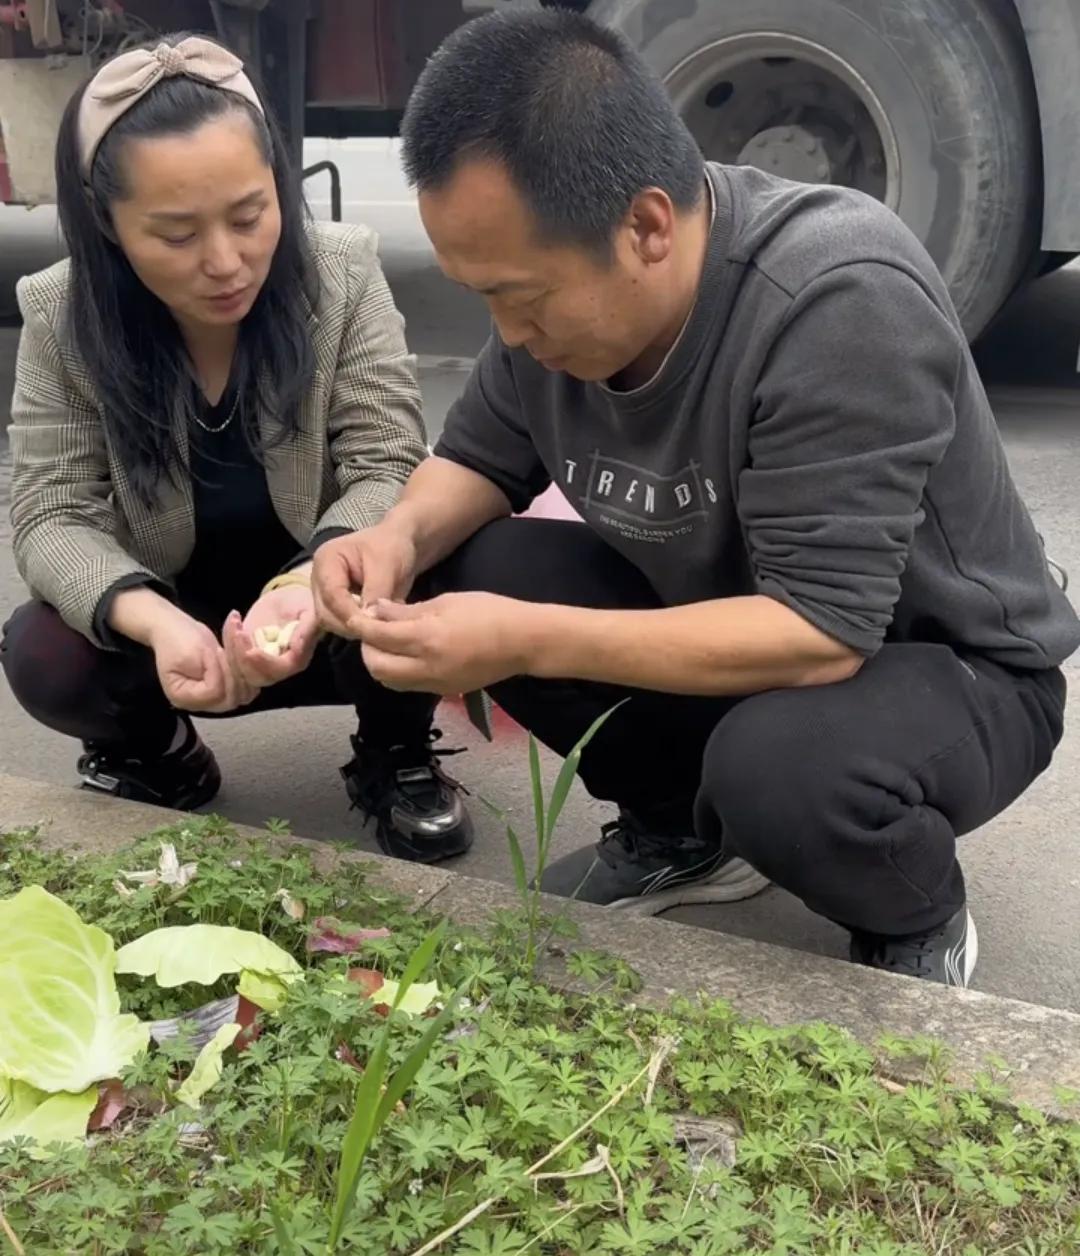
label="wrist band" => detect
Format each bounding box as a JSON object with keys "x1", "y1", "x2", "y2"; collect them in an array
[{"x1": 261, "y1": 570, "x2": 312, "y2": 597}]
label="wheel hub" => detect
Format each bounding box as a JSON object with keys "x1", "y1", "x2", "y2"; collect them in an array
[
  {"x1": 736, "y1": 124, "x2": 834, "y2": 184},
  {"x1": 665, "y1": 33, "x2": 900, "y2": 208}
]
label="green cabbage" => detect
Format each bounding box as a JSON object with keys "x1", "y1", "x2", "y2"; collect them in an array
[
  {"x1": 115, "y1": 924, "x2": 302, "y2": 988},
  {"x1": 0, "y1": 1077, "x2": 97, "y2": 1158},
  {"x1": 176, "y1": 1023, "x2": 241, "y2": 1109},
  {"x1": 0, "y1": 887, "x2": 149, "y2": 1093},
  {"x1": 236, "y1": 970, "x2": 293, "y2": 1013}
]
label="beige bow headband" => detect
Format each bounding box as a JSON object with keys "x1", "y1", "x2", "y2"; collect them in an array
[{"x1": 77, "y1": 35, "x2": 264, "y2": 175}]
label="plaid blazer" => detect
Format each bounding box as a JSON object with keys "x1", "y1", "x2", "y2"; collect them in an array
[{"x1": 9, "y1": 221, "x2": 427, "y2": 646}]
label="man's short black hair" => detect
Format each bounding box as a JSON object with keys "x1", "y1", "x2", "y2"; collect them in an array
[{"x1": 400, "y1": 8, "x2": 705, "y2": 252}]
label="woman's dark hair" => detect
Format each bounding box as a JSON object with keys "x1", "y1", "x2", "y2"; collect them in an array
[{"x1": 54, "y1": 33, "x2": 316, "y2": 506}]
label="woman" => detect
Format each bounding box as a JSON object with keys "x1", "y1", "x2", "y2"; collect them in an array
[{"x1": 0, "y1": 34, "x2": 471, "y2": 863}]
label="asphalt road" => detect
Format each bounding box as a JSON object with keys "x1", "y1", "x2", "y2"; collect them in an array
[{"x1": 2, "y1": 140, "x2": 1079, "y2": 1013}]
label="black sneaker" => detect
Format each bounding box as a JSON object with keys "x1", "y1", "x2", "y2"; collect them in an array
[
  {"x1": 538, "y1": 812, "x2": 770, "y2": 915},
  {"x1": 340, "y1": 731, "x2": 474, "y2": 864},
  {"x1": 849, "y1": 908, "x2": 978, "y2": 988},
  {"x1": 77, "y1": 718, "x2": 222, "y2": 811}
]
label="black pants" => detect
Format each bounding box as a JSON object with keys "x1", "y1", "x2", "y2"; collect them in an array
[
  {"x1": 430, "y1": 519, "x2": 1067, "y2": 936},
  {"x1": 0, "y1": 596, "x2": 436, "y2": 758},
  {"x1": 3, "y1": 519, "x2": 1066, "y2": 935}
]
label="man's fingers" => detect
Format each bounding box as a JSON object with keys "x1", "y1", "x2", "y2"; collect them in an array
[
  {"x1": 351, "y1": 614, "x2": 426, "y2": 657},
  {"x1": 361, "y1": 644, "x2": 437, "y2": 692},
  {"x1": 368, "y1": 598, "x2": 428, "y2": 623},
  {"x1": 357, "y1": 564, "x2": 399, "y2": 609},
  {"x1": 315, "y1": 548, "x2": 365, "y2": 634}
]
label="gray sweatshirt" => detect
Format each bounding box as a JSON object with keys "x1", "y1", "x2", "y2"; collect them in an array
[{"x1": 436, "y1": 164, "x2": 1080, "y2": 670}]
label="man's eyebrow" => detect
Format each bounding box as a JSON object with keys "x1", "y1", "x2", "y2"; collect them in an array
[
  {"x1": 464, "y1": 279, "x2": 537, "y2": 296},
  {"x1": 145, "y1": 191, "x2": 267, "y2": 222}
]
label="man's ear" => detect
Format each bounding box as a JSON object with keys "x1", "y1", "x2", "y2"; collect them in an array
[{"x1": 626, "y1": 187, "x2": 675, "y2": 265}]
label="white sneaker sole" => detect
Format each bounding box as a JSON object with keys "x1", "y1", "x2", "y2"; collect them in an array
[
  {"x1": 610, "y1": 856, "x2": 771, "y2": 916},
  {"x1": 946, "y1": 910, "x2": 979, "y2": 988}
]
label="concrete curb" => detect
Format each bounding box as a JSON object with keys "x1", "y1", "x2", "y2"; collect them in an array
[{"x1": 1, "y1": 771, "x2": 1078, "y2": 1113}]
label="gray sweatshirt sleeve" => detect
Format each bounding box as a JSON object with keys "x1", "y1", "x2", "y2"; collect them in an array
[
  {"x1": 744, "y1": 261, "x2": 963, "y2": 655},
  {"x1": 434, "y1": 334, "x2": 551, "y2": 511}
]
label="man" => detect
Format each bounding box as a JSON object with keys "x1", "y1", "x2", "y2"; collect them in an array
[{"x1": 313, "y1": 9, "x2": 1079, "y2": 987}]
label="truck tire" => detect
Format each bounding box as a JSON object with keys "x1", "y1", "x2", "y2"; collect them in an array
[{"x1": 590, "y1": 0, "x2": 1042, "y2": 339}]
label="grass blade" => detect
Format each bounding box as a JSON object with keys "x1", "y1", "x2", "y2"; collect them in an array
[
  {"x1": 505, "y1": 824, "x2": 529, "y2": 901},
  {"x1": 483, "y1": 792, "x2": 534, "y2": 902},
  {"x1": 374, "y1": 985, "x2": 464, "y2": 1127},
  {"x1": 329, "y1": 923, "x2": 447, "y2": 1248},
  {"x1": 388, "y1": 922, "x2": 447, "y2": 1012},
  {"x1": 328, "y1": 1033, "x2": 389, "y2": 1249},
  {"x1": 477, "y1": 794, "x2": 507, "y2": 822},
  {"x1": 528, "y1": 735, "x2": 546, "y2": 861},
  {"x1": 544, "y1": 704, "x2": 624, "y2": 844}
]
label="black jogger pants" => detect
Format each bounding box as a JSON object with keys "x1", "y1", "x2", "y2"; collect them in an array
[{"x1": 432, "y1": 518, "x2": 1066, "y2": 936}]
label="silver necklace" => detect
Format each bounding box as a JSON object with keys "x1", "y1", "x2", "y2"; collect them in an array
[{"x1": 194, "y1": 391, "x2": 240, "y2": 435}]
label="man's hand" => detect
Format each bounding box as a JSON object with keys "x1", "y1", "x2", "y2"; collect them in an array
[
  {"x1": 352, "y1": 592, "x2": 535, "y2": 694},
  {"x1": 358, "y1": 591, "x2": 863, "y2": 698},
  {"x1": 149, "y1": 612, "x2": 257, "y2": 713},
  {"x1": 223, "y1": 581, "x2": 319, "y2": 689},
  {"x1": 312, "y1": 523, "x2": 418, "y2": 638}
]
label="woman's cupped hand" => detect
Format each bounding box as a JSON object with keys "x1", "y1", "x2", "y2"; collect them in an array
[{"x1": 223, "y1": 581, "x2": 320, "y2": 691}]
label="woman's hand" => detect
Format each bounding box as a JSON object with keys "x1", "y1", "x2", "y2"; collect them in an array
[
  {"x1": 223, "y1": 579, "x2": 319, "y2": 689},
  {"x1": 149, "y1": 611, "x2": 257, "y2": 713}
]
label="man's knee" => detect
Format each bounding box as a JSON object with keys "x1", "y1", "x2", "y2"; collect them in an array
[
  {"x1": 427, "y1": 517, "x2": 657, "y2": 608},
  {"x1": 697, "y1": 687, "x2": 873, "y2": 872},
  {"x1": 425, "y1": 519, "x2": 549, "y2": 601}
]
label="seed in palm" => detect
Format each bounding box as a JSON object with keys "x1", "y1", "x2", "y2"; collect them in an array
[{"x1": 254, "y1": 621, "x2": 298, "y2": 658}]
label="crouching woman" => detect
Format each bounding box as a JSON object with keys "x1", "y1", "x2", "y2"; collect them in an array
[{"x1": 0, "y1": 34, "x2": 471, "y2": 863}]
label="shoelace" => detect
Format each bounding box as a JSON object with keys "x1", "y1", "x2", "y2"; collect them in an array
[
  {"x1": 343, "y1": 730, "x2": 467, "y2": 823},
  {"x1": 860, "y1": 926, "x2": 947, "y2": 977},
  {"x1": 596, "y1": 815, "x2": 692, "y2": 866}
]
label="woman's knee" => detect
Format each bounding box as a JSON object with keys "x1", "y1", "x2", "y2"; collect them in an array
[{"x1": 1, "y1": 602, "x2": 109, "y2": 722}]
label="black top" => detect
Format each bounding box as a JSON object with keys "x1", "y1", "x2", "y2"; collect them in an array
[
  {"x1": 175, "y1": 386, "x2": 299, "y2": 623},
  {"x1": 94, "y1": 386, "x2": 302, "y2": 644}
]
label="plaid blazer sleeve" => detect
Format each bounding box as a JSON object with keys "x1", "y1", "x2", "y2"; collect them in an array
[
  {"x1": 312, "y1": 228, "x2": 427, "y2": 541},
  {"x1": 9, "y1": 279, "x2": 160, "y2": 645}
]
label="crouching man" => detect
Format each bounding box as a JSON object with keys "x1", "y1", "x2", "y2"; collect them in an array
[{"x1": 314, "y1": 9, "x2": 1079, "y2": 987}]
